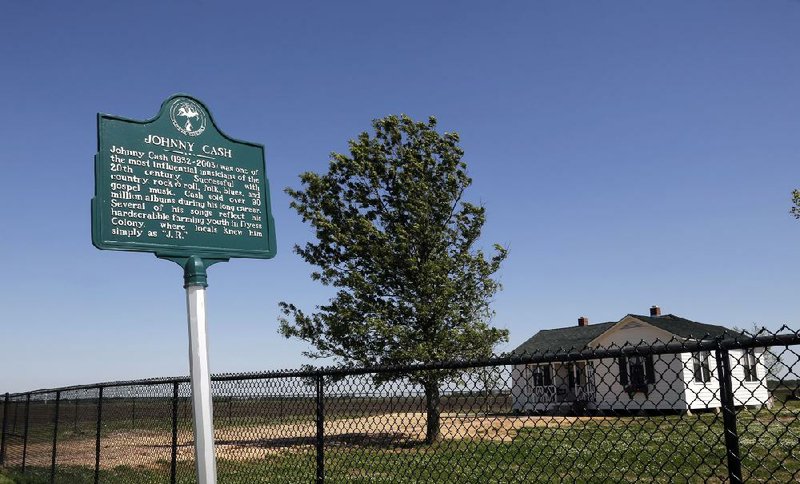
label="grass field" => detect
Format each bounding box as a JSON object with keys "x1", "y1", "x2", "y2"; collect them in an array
[{"x1": 1, "y1": 400, "x2": 797, "y2": 483}]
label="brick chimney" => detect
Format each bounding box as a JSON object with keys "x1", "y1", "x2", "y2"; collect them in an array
[
  {"x1": 578, "y1": 316, "x2": 589, "y2": 327},
  {"x1": 650, "y1": 305, "x2": 661, "y2": 317}
]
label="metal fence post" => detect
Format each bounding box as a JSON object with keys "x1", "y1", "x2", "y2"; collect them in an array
[
  {"x1": 715, "y1": 349, "x2": 743, "y2": 484},
  {"x1": 315, "y1": 374, "x2": 325, "y2": 484},
  {"x1": 94, "y1": 386, "x2": 103, "y2": 484},
  {"x1": 74, "y1": 398, "x2": 79, "y2": 433},
  {"x1": 0, "y1": 392, "x2": 9, "y2": 466},
  {"x1": 22, "y1": 393, "x2": 30, "y2": 474},
  {"x1": 51, "y1": 391, "x2": 61, "y2": 483},
  {"x1": 171, "y1": 382, "x2": 179, "y2": 484}
]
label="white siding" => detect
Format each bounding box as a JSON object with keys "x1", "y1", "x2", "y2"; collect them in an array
[
  {"x1": 683, "y1": 349, "x2": 772, "y2": 409},
  {"x1": 590, "y1": 318, "x2": 676, "y2": 349},
  {"x1": 682, "y1": 351, "x2": 721, "y2": 409},
  {"x1": 591, "y1": 353, "x2": 687, "y2": 411},
  {"x1": 590, "y1": 319, "x2": 687, "y2": 410},
  {"x1": 728, "y1": 349, "x2": 772, "y2": 407}
]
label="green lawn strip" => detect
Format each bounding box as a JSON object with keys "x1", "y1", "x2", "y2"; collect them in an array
[
  {"x1": 1, "y1": 408, "x2": 797, "y2": 483},
  {"x1": 1, "y1": 466, "x2": 167, "y2": 484}
]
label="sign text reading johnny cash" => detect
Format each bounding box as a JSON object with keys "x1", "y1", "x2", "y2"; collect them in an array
[{"x1": 92, "y1": 95, "x2": 276, "y2": 259}]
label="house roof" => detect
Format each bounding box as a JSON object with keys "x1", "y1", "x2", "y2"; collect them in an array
[
  {"x1": 626, "y1": 314, "x2": 728, "y2": 340},
  {"x1": 512, "y1": 314, "x2": 729, "y2": 355},
  {"x1": 512, "y1": 321, "x2": 618, "y2": 354}
]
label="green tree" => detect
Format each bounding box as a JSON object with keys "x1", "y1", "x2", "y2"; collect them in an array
[
  {"x1": 280, "y1": 114, "x2": 508, "y2": 443},
  {"x1": 791, "y1": 190, "x2": 800, "y2": 219}
]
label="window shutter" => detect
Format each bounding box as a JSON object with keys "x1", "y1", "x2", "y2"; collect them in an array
[
  {"x1": 701, "y1": 352, "x2": 711, "y2": 383},
  {"x1": 645, "y1": 355, "x2": 655, "y2": 384},
  {"x1": 692, "y1": 353, "x2": 702, "y2": 382},
  {"x1": 618, "y1": 357, "x2": 628, "y2": 386}
]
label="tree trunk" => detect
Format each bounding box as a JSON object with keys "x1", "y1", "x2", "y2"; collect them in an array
[{"x1": 424, "y1": 380, "x2": 441, "y2": 444}]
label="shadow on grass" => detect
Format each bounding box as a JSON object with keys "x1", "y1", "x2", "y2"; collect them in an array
[{"x1": 216, "y1": 431, "x2": 425, "y2": 450}]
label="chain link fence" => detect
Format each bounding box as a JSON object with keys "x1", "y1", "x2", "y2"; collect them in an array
[{"x1": 1, "y1": 327, "x2": 798, "y2": 483}]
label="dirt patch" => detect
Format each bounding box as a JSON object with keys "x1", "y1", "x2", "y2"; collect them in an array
[
  {"x1": 21, "y1": 413, "x2": 610, "y2": 469},
  {"x1": 24, "y1": 429, "x2": 195, "y2": 470}
]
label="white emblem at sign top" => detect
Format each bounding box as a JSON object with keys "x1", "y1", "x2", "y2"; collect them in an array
[{"x1": 170, "y1": 98, "x2": 207, "y2": 137}]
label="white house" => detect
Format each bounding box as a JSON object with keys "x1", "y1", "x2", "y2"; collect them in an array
[{"x1": 511, "y1": 306, "x2": 772, "y2": 414}]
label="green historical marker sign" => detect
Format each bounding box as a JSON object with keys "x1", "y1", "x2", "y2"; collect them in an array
[
  {"x1": 92, "y1": 94, "x2": 276, "y2": 260},
  {"x1": 92, "y1": 94, "x2": 275, "y2": 482}
]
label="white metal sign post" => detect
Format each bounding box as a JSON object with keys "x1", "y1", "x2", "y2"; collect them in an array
[{"x1": 184, "y1": 256, "x2": 218, "y2": 484}]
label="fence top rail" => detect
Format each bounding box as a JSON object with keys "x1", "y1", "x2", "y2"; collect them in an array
[{"x1": 4, "y1": 328, "x2": 798, "y2": 398}]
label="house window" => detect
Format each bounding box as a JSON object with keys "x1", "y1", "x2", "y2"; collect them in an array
[
  {"x1": 618, "y1": 356, "x2": 655, "y2": 391},
  {"x1": 692, "y1": 351, "x2": 712, "y2": 383},
  {"x1": 530, "y1": 365, "x2": 552, "y2": 387},
  {"x1": 742, "y1": 349, "x2": 758, "y2": 382}
]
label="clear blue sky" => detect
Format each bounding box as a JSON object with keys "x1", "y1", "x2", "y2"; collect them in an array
[{"x1": 1, "y1": 1, "x2": 799, "y2": 393}]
